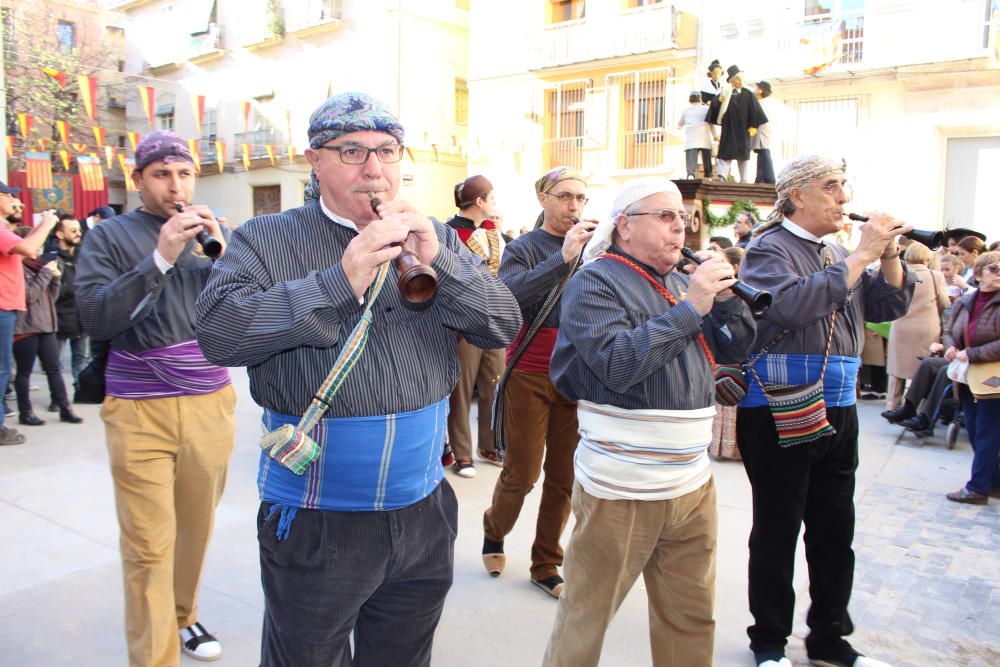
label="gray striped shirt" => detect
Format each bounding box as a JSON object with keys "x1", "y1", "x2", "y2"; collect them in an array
[
  {"x1": 550, "y1": 248, "x2": 756, "y2": 410},
  {"x1": 499, "y1": 229, "x2": 572, "y2": 328},
  {"x1": 194, "y1": 201, "x2": 522, "y2": 416}
]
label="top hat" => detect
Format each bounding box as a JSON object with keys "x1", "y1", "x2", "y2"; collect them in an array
[{"x1": 726, "y1": 65, "x2": 743, "y2": 82}]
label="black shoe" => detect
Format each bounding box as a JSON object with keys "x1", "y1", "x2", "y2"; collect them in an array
[
  {"x1": 531, "y1": 575, "x2": 565, "y2": 599},
  {"x1": 59, "y1": 406, "x2": 83, "y2": 424},
  {"x1": 19, "y1": 412, "x2": 45, "y2": 426},
  {"x1": 881, "y1": 403, "x2": 915, "y2": 424},
  {"x1": 47, "y1": 402, "x2": 59, "y2": 412},
  {"x1": 482, "y1": 537, "x2": 505, "y2": 577},
  {"x1": 900, "y1": 414, "x2": 930, "y2": 432}
]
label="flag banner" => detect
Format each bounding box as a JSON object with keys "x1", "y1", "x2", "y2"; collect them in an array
[
  {"x1": 215, "y1": 140, "x2": 225, "y2": 172},
  {"x1": 59, "y1": 149, "x2": 70, "y2": 170},
  {"x1": 406, "y1": 147, "x2": 416, "y2": 162},
  {"x1": 242, "y1": 101, "x2": 251, "y2": 131},
  {"x1": 138, "y1": 86, "x2": 156, "y2": 129},
  {"x1": 128, "y1": 131, "x2": 140, "y2": 151},
  {"x1": 77, "y1": 75, "x2": 97, "y2": 120},
  {"x1": 119, "y1": 154, "x2": 137, "y2": 191},
  {"x1": 104, "y1": 145, "x2": 115, "y2": 169},
  {"x1": 92, "y1": 126, "x2": 106, "y2": 147},
  {"x1": 17, "y1": 113, "x2": 32, "y2": 139},
  {"x1": 188, "y1": 139, "x2": 202, "y2": 172},
  {"x1": 190, "y1": 94, "x2": 206, "y2": 135},
  {"x1": 288, "y1": 145, "x2": 296, "y2": 162},
  {"x1": 56, "y1": 120, "x2": 70, "y2": 145},
  {"x1": 241, "y1": 143, "x2": 251, "y2": 171},
  {"x1": 41, "y1": 67, "x2": 67, "y2": 87},
  {"x1": 4, "y1": 136, "x2": 13, "y2": 157},
  {"x1": 78, "y1": 154, "x2": 105, "y2": 192},
  {"x1": 71, "y1": 142, "x2": 88, "y2": 154},
  {"x1": 26, "y1": 151, "x2": 54, "y2": 190},
  {"x1": 265, "y1": 144, "x2": 276, "y2": 166}
]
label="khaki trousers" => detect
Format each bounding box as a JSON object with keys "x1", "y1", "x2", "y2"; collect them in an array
[
  {"x1": 483, "y1": 369, "x2": 578, "y2": 580},
  {"x1": 102, "y1": 386, "x2": 236, "y2": 667},
  {"x1": 543, "y1": 479, "x2": 718, "y2": 667},
  {"x1": 447, "y1": 335, "x2": 504, "y2": 460}
]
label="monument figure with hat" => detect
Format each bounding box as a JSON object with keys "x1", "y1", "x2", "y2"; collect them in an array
[{"x1": 707, "y1": 64, "x2": 768, "y2": 182}]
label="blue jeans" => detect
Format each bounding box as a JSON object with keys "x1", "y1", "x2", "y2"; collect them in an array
[
  {"x1": 958, "y1": 384, "x2": 1000, "y2": 495},
  {"x1": 59, "y1": 335, "x2": 90, "y2": 385},
  {"x1": 0, "y1": 310, "x2": 16, "y2": 428}
]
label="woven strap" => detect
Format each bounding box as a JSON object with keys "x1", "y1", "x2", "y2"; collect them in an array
[
  {"x1": 600, "y1": 252, "x2": 717, "y2": 368},
  {"x1": 295, "y1": 261, "x2": 392, "y2": 435}
]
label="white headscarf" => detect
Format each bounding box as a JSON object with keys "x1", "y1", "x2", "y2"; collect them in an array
[
  {"x1": 583, "y1": 177, "x2": 682, "y2": 262},
  {"x1": 755, "y1": 155, "x2": 845, "y2": 236}
]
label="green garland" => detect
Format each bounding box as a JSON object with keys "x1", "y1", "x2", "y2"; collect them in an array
[{"x1": 701, "y1": 199, "x2": 762, "y2": 229}]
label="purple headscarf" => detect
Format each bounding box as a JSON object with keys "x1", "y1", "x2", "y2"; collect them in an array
[{"x1": 134, "y1": 130, "x2": 195, "y2": 172}]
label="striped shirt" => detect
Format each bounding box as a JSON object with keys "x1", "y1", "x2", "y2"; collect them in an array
[
  {"x1": 194, "y1": 201, "x2": 522, "y2": 417},
  {"x1": 550, "y1": 247, "x2": 757, "y2": 410}
]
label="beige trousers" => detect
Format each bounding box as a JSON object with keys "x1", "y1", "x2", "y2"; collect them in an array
[
  {"x1": 543, "y1": 478, "x2": 718, "y2": 667},
  {"x1": 447, "y1": 335, "x2": 504, "y2": 460},
  {"x1": 102, "y1": 386, "x2": 236, "y2": 667}
]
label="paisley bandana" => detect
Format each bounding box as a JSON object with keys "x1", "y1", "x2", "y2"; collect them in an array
[
  {"x1": 534, "y1": 166, "x2": 586, "y2": 195},
  {"x1": 756, "y1": 155, "x2": 845, "y2": 235},
  {"x1": 134, "y1": 130, "x2": 194, "y2": 172}
]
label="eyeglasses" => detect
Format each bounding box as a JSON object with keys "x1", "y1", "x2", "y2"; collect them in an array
[
  {"x1": 317, "y1": 143, "x2": 404, "y2": 164},
  {"x1": 624, "y1": 208, "x2": 692, "y2": 225},
  {"x1": 800, "y1": 182, "x2": 853, "y2": 199},
  {"x1": 545, "y1": 192, "x2": 588, "y2": 205},
  {"x1": 984, "y1": 264, "x2": 1000, "y2": 276}
]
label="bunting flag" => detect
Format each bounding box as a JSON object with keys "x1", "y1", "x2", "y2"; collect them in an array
[
  {"x1": 265, "y1": 145, "x2": 276, "y2": 166},
  {"x1": 17, "y1": 113, "x2": 32, "y2": 138},
  {"x1": 77, "y1": 75, "x2": 97, "y2": 120},
  {"x1": 4, "y1": 136, "x2": 13, "y2": 157},
  {"x1": 241, "y1": 101, "x2": 252, "y2": 131},
  {"x1": 41, "y1": 67, "x2": 67, "y2": 87},
  {"x1": 92, "y1": 126, "x2": 106, "y2": 148},
  {"x1": 71, "y1": 142, "x2": 88, "y2": 154},
  {"x1": 137, "y1": 85, "x2": 156, "y2": 129},
  {"x1": 406, "y1": 147, "x2": 416, "y2": 162},
  {"x1": 241, "y1": 143, "x2": 251, "y2": 171},
  {"x1": 119, "y1": 154, "x2": 137, "y2": 191},
  {"x1": 190, "y1": 94, "x2": 206, "y2": 135},
  {"x1": 215, "y1": 140, "x2": 225, "y2": 172},
  {"x1": 104, "y1": 145, "x2": 115, "y2": 169},
  {"x1": 38, "y1": 138, "x2": 52, "y2": 150},
  {"x1": 288, "y1": 145, "x2": 296, "y2": 162},
  {"x1": 26, "y1": 151, "x2": 54, "y2": 190},
  {"x1": 188, "y1": 139, "x2": 202, "y2": 172},
  {"x1": 78, "y1": 154, "x2": 105, "y2": 191},
  {"x1": 127, "y1": 131, "x2": 141, "y2": 151},
  {"x1": 55, "y1": 120, "x2": 70, "y2": 145},
  {"x1": 58, "y1": 149, "x2": 71, "y2": 170}
]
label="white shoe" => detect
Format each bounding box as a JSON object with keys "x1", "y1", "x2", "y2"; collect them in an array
[
  {"x1": 180, "y1": 622, "x2": 222, "y2": 661},
  {"x1": 760, "y1": 660, "x2": 792, "y2": 667}
]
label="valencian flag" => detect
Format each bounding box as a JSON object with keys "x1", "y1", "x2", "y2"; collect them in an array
[
  {"x1": 128, "y1": 131, "x2": 141, "y2": 151},
  {"x1": 215, "y1": 140, "x2": 225, "y2": 172},
  {"x1": 188, "y1": 139, "x2": 202, "y2": 172},
  {"x1": 41, "y1": 67, "x2": 67, "y2": 87},
  {"x1": 17, "y1": 113, "x2": 32, "y2": 139},
  {"x1": 137, "y1": 85, "x2": 156, "y2": 129},
  {"x1": 92, "y1": 126, "x2": 106, "y2": 148},
  {"x1": 104, "y1": 145, "x2": 116, "y2": 169},
  {"x1": 26, "y1": 151, "x2": 54, "y2": 190},
  {"x1": 265, "y1": 145, "x2": 276, "y2": 166},
  {"x1": 119, "y1": 154, "x2": 137, "y2": 192},
  {"x1": 58, "y1": 149, "x2": 71, "y2": 171},
  {"x1": 77, "y1": 75, "x2": 98, "y2": 120},
  {"x1": 56, "y1": 120, "x2": 71, "y2": 145},
  {"x1": 190, "y1": 94, "x2": 206, "y2": 135},
  {"x1": 78, "y1": 154, "x2": 105, "y2": 191},
  {"x1": 241, "y1": 143, "x2": 251, "y2": 171}
]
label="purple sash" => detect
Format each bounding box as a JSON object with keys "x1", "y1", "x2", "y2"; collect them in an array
[{"x1": 106, "y1": 340, "x2": 231, "y2": 399}]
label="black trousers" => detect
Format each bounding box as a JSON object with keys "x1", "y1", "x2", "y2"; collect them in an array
[
  {"x1": 754, "y1": 148, "x2": 775, "y2": 184},
  {"x1": 737, "y1": 406, "x2": 859, "y2": 658},
  {"x1": 13, "y1": 332, "x2": 68, "y2": 411},
  {"x1": 258, "y1": 480, "x2": 457, "y2": 667},
  {"x1": 905, "y1": 356, "x2": 949, "y2": 417}
]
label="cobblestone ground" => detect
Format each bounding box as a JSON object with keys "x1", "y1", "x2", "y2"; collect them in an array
[{"x1": 841, "y1": 483, "x2": 999, "y2": 667}]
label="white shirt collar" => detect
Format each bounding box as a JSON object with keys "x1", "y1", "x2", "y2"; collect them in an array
[
  {"x1": 319, "y1": 197, "x2": 359, "y2": 232},
  {"x1": 781, "y1": 218, "x2": 824, "y2": 244}
]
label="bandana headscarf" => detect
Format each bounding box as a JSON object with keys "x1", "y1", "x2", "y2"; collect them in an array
[
  {"x1": 304, "y1": 92, "x2": 405, "y2": 202},
  {"x1": 755, "y1": 155, "x2": 845, "y2": 236},
  {"x1": 134, "y1": 130, "x2": 194, "y2": 172},
  {"x1": 534, "y1": 166, "x2": 586, "y2": 195},
  {"x1": 583, "y1": 177, "x2": 681, "y2": 262}
]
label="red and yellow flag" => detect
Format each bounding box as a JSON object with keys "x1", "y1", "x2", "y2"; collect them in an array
[
  {"x1": 265, "y1": 145, "x2": 276, "y2": 166},
  {"x1": 288, "y1": 145, "x2": 296, "y2": 162},
  {"x1": 241, "y1": 143, "x2": 251, "y2": 171},
  {"x1": 104, "y1": 145, "x2": 115, "y2": 169},
  {"x1": 17, "y1": 113, "x2": 32, "y2": 139},
  {"x1": 137, "y1": 86, "x2": 156, "y2": 129},
  {"x1": 4, "y1": 136, "x2": 14, "y2": 157},
  {"x1": 41, "y1": 67, "x2": 66, "y2": 87},
  {"x1": 77, "y1": 75, "x2": 97, "y2": 121},
  {"x1": 26, "y1": 151, "x2": 54, "y2": 190},
  {"x1": 58, "y1": 149, "x2": 70, "y2": 170},
  {"x1": 127, "y1": 131, "x2": 141, "y2": 151},
  {"x1": 119, "y1": 154, "x2": 137, "y2": 191},
  {"x1": 71, "y1": 142, "x2": 88, "y2": 154},
  {"x1": 188, "y1": 139, "x2": 202, "y2": 172},
  {"x1": 92, "y1": 126, "x2": 106, "y2": 148},
  {"x1": 77, "y1": 154, "x2": 105, "y2": 192},
  {"x1": 215, "y1": 140, "x2": 225, "y2": 172},
  {"x1": 190, "y1": 94, "x2": 206, "y2": 135},
  {"x1": 55, "y1": 120, "x2": 70, "y2": 145},
  {"x1": 241, "y1": 101, "x2": 252, "y2": 131}
]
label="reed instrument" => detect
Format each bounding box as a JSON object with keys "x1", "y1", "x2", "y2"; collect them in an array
[
  {"x1": 847, "y1": 213, "x2": 944, "y2": 250},
  {"x1": 368, "y1": 192, "x2": 438, "y2": 310},
  {"x1": 173, "y1": 203, "x2": 222, "y2": 259},
  {"x1": 680, "y1": 247, "x2": 772, "y2": 316}
]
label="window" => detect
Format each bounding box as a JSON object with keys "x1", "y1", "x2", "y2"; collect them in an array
[
  {"x1": 57, "y1": 20, "x2": 75, "y2": 53},
  {"x1": 549, "y1": 0, "x2": 585, "y2": 23},
  {"x1": 157, "y1": 103, "x2": 176, "y2": 131},
  {"x1": 544, "y1": 82, "x2": 587, "y2": 169},
  {"x1": 983, "y1": 0, "x2": 996, "y2": 49},
  {"x1": 455, "y1": 78, "x2": 469, "y2": 126},
  {"x1": 609, "y1": 69, "x2": 669, "y2": 169},
  {"x1": 199, "y1": 107, "x2": 218, "y2": 154},
  {"x1": 802, "y1": 1, "x2": 865, "y2": 65}
]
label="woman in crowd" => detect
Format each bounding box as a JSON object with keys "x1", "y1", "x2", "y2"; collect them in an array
[
  {"x1": 11, "y1": 228, "x2": 82, "y2": 426},
  {"x1": 885, "y1": 243, "x2": 949, "y2": 409},
  {"x1": 957, "y1": 235, "x2": 986, "y2": 284},
  {"x1": 708, "y1": 245, "x2": 745, "y2": 460},
  {"x1": 945, "y1": 250, "x2": 1000, "y2": 505}
]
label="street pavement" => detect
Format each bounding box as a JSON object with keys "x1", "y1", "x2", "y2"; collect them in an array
[{"x1": 1, "y1": 369, "x2": 996, "y2": 666}]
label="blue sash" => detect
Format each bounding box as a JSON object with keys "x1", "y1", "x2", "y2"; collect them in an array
[{"x1": 741, "y1": 354, "x2": 861, "y2": 408}]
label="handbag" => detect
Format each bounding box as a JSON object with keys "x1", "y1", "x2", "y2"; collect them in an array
[
  {"x1": 74, "y1": 340, "x2": 110, "y2": 404},
  {"x1": 967, "y1": 360, "x2": 1000, "y2": 398},
  {"x1": 747, "y1": 310, "x2": 839, "y2": 448}
]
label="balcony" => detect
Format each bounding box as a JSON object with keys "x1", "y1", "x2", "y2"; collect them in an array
[
  {"x1": 284, "y1": 0, "x2": 342, "y2": 36},
  {"x1": 189, "y1": 23, "x2": 224, "y2": 62},
  {"x1": 543, "y1": 137, "x2": 584, "y2": 171},
  {"x1": 234, "y1": 128, "x2": 285, "y2": 159},
  {"x1": 527, "y1": 3, "x2": 688, "y2": 71}
]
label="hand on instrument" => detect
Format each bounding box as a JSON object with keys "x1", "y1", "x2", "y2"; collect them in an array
[
  {"x1": 853, "y1": 212, "x2": 912, "y2": 263},
  {"x1": 184, "y1": 204, "x2": 227, "y2": 256},
  {"x1": 157, "y1": 207, "x2": 208, "y2": 265},
  {"x1": 373, "y1": 199, "x2": 439, "y2": 266},
  {"x1": 686, "y1": 254, "x2": 738, "y2": 316},
  {"x1": 562, "y1": 218, "x2": 598, "y2": 263},
  {"x1": 341, "y1": 217, "x2": 409, "y2": 300}
]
